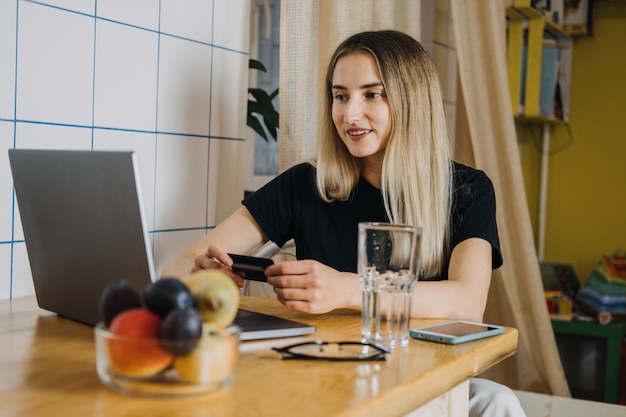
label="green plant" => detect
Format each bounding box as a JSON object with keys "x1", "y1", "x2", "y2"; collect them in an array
[{"x1": 247, "y1": 59, "x2": 279, "y2": 142}]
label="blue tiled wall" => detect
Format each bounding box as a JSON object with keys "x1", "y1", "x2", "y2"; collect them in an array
[{"x1": 0, "y1": 0, "x2": 250, "y2": 299}]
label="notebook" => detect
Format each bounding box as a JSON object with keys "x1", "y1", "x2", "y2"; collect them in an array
[{"x1": 9, "y1": 149, "x2": 315, "y2": 340}]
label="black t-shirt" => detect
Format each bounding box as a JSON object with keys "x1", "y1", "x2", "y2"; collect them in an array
[{"x1": 243, "y1": 162, "x2": 502, "y2": 280}]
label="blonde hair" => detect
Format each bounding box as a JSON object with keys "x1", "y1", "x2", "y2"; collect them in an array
[{"x1": 315, "y1": 30, "x2": 453, "y2": 278}]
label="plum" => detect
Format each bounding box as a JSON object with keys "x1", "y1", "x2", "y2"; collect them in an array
[
  {"x1": 99, "y1": 279, "x2": 142, "y2": 327},
  {"x1": 143, "y1": 278, "x2": 194, "y2": 318},
  {"x1": 160, "y1": 307, "x2": 204, "y2": 356}
]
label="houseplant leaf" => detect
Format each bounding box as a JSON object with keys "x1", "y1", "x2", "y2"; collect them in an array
[{"x1": 247, "y1": 59, "x2": 279, "y2": 142}]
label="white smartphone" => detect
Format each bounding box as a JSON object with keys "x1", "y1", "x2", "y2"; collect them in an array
[{"x1": 409, "y1": 320, "x2": 505, "y2": 344}]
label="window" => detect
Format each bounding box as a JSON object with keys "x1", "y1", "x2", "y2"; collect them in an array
[{"x1": 246, "y1": 0, "x2": 280, "y2": 192}]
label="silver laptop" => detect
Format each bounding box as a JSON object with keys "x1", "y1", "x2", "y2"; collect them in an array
[{"x1": 9, "y1": 149, "x2": 315, "y2": 340}]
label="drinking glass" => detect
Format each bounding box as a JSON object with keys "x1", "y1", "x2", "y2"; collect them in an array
[{"x1": 358, "y1": 222, "x2": 421, "y2": 349}]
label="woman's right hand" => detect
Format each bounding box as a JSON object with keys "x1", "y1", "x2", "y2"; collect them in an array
[{"x1": 191, "y1": 244, "x2": 246, "y2": 289}]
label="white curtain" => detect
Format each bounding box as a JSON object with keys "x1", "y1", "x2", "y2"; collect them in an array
[{"x1": 450, "y1": 0, "x2": 569, "y2": 395}]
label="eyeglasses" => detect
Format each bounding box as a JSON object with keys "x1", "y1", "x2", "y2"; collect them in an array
[{"x1": 272, "y1": 340, "x2": 390, "y2": 361}]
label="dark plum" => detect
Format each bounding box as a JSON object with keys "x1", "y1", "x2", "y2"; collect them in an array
[
  {"x1": 99, "y1": 279, "x2": 142, "y2": 327},
  {"x1": 160, "y1": 307, "x2": 204, "y2": 356},
  {"x1": 143, "y1": 278, "x2": 194, "y2": 318}
]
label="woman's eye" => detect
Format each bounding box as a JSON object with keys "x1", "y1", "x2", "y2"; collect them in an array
[
  {"x1": 366, "y1": 91, "x2": 382, "y2": 99},
  {"x1": 333, "y1": 93, "x2": 346, "y2": 101}
]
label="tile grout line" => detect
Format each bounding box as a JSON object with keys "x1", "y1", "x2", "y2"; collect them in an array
[{"x1": 9, "y1": 0, "x2": 21, "y2": 299}]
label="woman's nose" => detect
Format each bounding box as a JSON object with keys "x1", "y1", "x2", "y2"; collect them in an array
[{"x1": 344, "y1": 98, "x2": 363, "y2": 123}]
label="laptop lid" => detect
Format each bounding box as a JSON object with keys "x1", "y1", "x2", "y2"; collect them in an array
[
  {"x1": 9, "y1": 149, "x2": 315, "y2": 340},
  {"x1": 9, "y1": 149, "x2": 156, "y2": 326}
]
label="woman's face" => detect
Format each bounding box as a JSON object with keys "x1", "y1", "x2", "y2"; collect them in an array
[{"x1": 331, "y1": 52, "x2": 391, "y2": 163}]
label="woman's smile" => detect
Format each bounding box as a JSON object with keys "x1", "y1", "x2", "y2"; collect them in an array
[{"x1": 346, "y1": 127, "x2": 372, "y2": 141}]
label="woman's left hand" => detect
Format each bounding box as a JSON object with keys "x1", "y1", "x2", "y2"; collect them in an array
[{"x1": 265, "y1": 260, "x2": 360, "y2": 314}]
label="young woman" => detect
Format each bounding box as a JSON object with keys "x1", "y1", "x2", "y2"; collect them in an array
[
  {"x1": 164, "y1": 30, "x2": 496, "y2": 323},
  {"x1": 163, "y1": 30, "x2": 525, "y2": 416}
]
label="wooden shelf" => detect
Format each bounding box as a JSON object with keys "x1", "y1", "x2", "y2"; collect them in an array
[
  {"x1": 510, "y1": 2, "x2": 570, "y2": 39},
  {"x1": 514, "y1": 115, "x2": 568, "y2": 124}
]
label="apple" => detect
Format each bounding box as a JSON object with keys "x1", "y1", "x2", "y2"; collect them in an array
[
  {"x1": 107, "y1": 309, "x2": 173, "y2": 378},
  {"x1": 184, "y1": 269, "x2": 240, "y2": 326}
]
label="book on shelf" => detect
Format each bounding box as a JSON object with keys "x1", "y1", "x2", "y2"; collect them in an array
[
  {"x1": 519, "y1": 44, "x2": 527, "y2": 115},
  {"x1": 539, "y1": 40, "x2": 560, "y2": 117},
  {"x1": 553, "y1": 83, "x2": 563, "y2": 120},
  {"x1": 506, "y1": 11, "x2": 525, "y2": 115},
  {"x1": 556, "y1": 42, "x2": 572, "y2": 121},
  {"x1": 518, "y1": 42, "x2": 562, "y2": 119}
]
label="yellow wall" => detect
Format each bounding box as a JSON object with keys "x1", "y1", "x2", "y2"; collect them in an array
[{"x1": 519, "y1": 1, "x2": 626, "y2": 283}]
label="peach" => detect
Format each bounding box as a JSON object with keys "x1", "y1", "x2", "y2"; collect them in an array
[{"x1": 107, "y1": 309, "x2": 173, "y2": 378}]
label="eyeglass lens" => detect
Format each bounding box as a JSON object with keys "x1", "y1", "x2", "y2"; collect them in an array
[{"x1": 274, "y1": 341, "x2": 388, "y2": 361}]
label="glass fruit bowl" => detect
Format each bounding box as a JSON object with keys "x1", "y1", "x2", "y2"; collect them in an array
[{"x1": 95, "y1": 322, "x2": 240, "y2": 398}]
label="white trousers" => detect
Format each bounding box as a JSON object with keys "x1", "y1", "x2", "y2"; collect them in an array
[{"x1": 469, "y1": 378, "x2": 527, "y2": 417}]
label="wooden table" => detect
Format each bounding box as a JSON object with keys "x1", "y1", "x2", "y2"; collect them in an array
[{"x1": 0, "y1": 296, "x2": 517, "y2": 417}]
